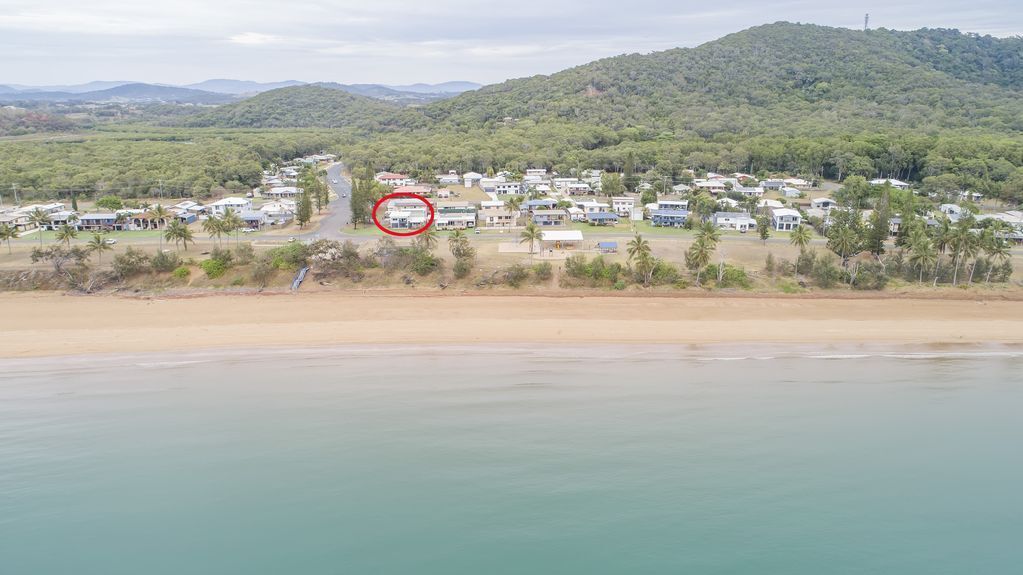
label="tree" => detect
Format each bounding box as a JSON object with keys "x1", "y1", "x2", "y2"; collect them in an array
[
  {"x1": 757, "y1": 215, "x2": 771, "y2": 244},
  {"x1": 416, "y1": 228, "x2": 439, "y2": 251},
  {"x1": 695, "y1": 221, "x2": 721, "y2": 249},
  {"x1": 865, "y1": 187, "x2": 892, "y2": 255},
  {"x1": 983, "y1": 230, "x2": 1011, "y2": 283},
  {"x1": 297, "y1": 192, "x2": 313, "y2": 227},
  {"x1": 505, "y1": 195, "x2": 523, "y2": 223},
  {"x1": 27, "y1": 208, "x2": 50, "y2": 245},
  {"x1": 948, "y1": 218, "x2": 979, "y2": 285},
  {"x1": 164, "y1": 220, "x2": 195, "y2": 251},
  {"x1": 55, "y1": 224, "x2": 78, "y2": 247},
  {"x1": 626, "y1": 233, "x2": 651, "y2": 262},
  {"x1": 685, "y1": 238, "x2": 713, "y2": 284},
  {"x1": 221, "y1": 208, "x2": 243, "y2": 245},
  {"x1": 790, "y1": 224, "x2": 812, "y2": 252},
  {"x1": 448, "y1": 229, "x2": 469, "y2": 257},
  {"x1": 828, "y1": 225, "x2": 860, "y2": 268},
  {"x1": 623, "y1": 151, "x2": 638, "y2": 192},
  {"x1": 601, "y1": 172, "x2": 625, "y2": 197},
  {"x1": 95, "y1": 195, "x2": 123, "y2": 211},
  {"x1": 70, "y1": 193, "x2": 79, "y2": 212},
  {"x1": 87, "y1": 233, "x2": 112, "y2": 262},
  {"x1": 203, "y1": 215, "x2": 226, "y2": 247},
  {"x1": 148, "y1": 205, "x2": 172, "y2": 250},
  {"x1": 519, "y1": 222, "x2": 543, "y2": 256},
  {"x1": 0, "y1": 223, "x2": 18, "y2": 254},
  {"x1": 907, "y1": 233, "x2": 937, "y2": 283}
]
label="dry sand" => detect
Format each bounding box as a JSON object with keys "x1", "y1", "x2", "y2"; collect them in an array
[{"x1": 1, "y1": 291, "x2": 1021, "y2": 358}]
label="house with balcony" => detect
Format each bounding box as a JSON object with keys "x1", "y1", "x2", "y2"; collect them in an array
[
  {"x1": 532, "y1": 209, "x2": 569, "y2": 227},
  {"x1": 771, "y1": 208, "x2": 802, "y2": 231},
  {"x1": 650, "y1": 210, "x2": 690, "y2": 228},
  {"x1": 713, "y1": 212, "x2": 756, "y2": 232}
]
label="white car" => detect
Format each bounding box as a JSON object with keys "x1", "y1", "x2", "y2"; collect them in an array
[
  {"x1": 104, "y1": 238, "x2": 117, "y2": 245},
  {"x1": 332, "y1": 179, "x2": 338, "y2": 184}
]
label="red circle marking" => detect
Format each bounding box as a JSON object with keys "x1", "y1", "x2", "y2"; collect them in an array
[{"x1": 371, "y1": 193, "x2": 436, "y2": 237}]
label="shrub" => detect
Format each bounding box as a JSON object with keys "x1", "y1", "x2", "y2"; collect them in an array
[
  {"x1": 150, "y1": 251, "x2": 181, "y2": 273},
  {"x1": 533, "y1": 261, "x2": 553, "y2": 281},
  {"x1": 651, "y1": 260, "x2": 680, "y2": 285},
  {"x1": 408, "y1": 249, "x2": 440, "y2": 276},
  {"x1": 811, "y1": 257, "x2": 841, "y2": 288},
  {"x1": 201, "y1": 258, "x2": 228, "y2": 279},
  {"x1": 210, "y1": 247, "x2": 234, "y2": 267},
  {"x1": 231, "y1": 277, "x2": 245, "y2": 286},
  {"x1": 565, "y1": 254, "x2": 589, "y2": 278},
  {"x1": 613, "y1": 279, "x2": 627, "y2": 290},
  {"x1": 765, "y1": 252, "x2": 776, "y2": 275},
  {"x1": 504, "y1": 264, "x2": 529, "y2": 287},
  {"x1": 268, "y1": 241, "x2": 309, "y2": 270},
  {"x1": 795, "y1": 249, "x2": 817, "y2": 275},
  {"x1": 849, "y1": 261, "x2": 889, "y2": 290},
  {"x1": 251, "y1": 255, "x2": 276, "y2": 287},
  {"x1": 453, "y1": 257, "x2": 473, "y2": 279},
  {"x1": 112, "y1": 247, "x2": 150, "y2": 278},
  {"x1": 172, "y1": 266, "x2": 190, "y2": 279},
  {"x1": 719, "y1": 265, "x2": 751, "y2": 289},
  {"x1": 234, "y1": 243, "x2": 255, "y2": 265}
]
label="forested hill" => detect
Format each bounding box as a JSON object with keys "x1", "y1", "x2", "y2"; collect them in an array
[
  {"x1": 423, "y1": 23, "x2": 1023, "y2": 136},
  {"x1": 182, "y1": 85, "x2": 428, "y2": 131}
]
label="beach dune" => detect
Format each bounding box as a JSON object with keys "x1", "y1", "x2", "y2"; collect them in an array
[{"x1": 1, "y1": 292, "x2": 1022, "y2": 358}]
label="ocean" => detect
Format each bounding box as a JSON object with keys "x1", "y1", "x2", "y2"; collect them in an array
[{"x1": 1, "y1": 345, "x2": 1021, "y2": 574}]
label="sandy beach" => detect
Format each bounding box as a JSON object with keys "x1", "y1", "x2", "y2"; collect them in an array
[{"x1": 1, "y1": 291, "x2": 1021, "y2": 358}]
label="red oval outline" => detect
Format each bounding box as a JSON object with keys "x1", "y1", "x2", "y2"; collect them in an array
[{"x1": 371, "y1": 193, "x2": 436, "y2": 237}]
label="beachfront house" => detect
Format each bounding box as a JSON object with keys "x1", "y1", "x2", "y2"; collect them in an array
[
  {"x1": 532, "y1": 209, "x2": 569, "y2": 227},
  {"x1": 870, "y1": 178, "x2": 910, "y2": 190},
  {"x1": 611, "y1": 197, "x2": 636, "y2": 218},
  {"x1": 41, "y1": 211, "x2": 79, "y2": 231},
  {"x1": 77, "y1": 213, "x2": 121, "y2": 231},
  {"x1": 462, "y1": 172, "x2": 484, "y2": 188},
  {"x1": 524, "y1": 199, "x2": 557, "y2": 213},
  {"x1": 811, "y1": 197, "x2": 837, "y2": 211},
  {"x1": 586, "y1": 212, "x2": 619, "y2": 226},
  {"x1": 263, "y1": 186, "x2": 303, "y2": 200},
  {"x1": 434, "y1": 201, "x2": 476, "y2": 230},
  {"x1": 761, "y1": 179, "x2": 785, "y2": 191},
  {"x1": 713, "y1": 212, "x2": 756, "y2": 232},
  {"x1": 480, "y1": 206, "x2": 517, "y2": 228},
  {"x1": 771, "y1": 208, "x2": 802, "y2": 231},
  {"x1": 208, "y1": 197, "x2": 252, "y2": 217},
  {"x1": 650, "y1": 209, "x2": 689, "y2": 228}
]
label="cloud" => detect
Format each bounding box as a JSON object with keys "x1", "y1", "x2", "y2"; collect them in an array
[{"x1": 228, "y1": 32, "x2": 285, "y2": 46}]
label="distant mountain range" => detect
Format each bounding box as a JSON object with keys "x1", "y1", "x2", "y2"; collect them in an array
[{"x1": 0, "y1": 79, "x2": 483, "y2": 105}]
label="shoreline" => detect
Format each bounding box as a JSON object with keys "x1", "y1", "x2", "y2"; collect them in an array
[{"x1": 2, "y1": 292, "x2": 1023, "y2": 358}]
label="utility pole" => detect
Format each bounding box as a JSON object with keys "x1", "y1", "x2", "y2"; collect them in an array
[{"x1": 11, "y1": 183, "x2": 18, "y2": 206}]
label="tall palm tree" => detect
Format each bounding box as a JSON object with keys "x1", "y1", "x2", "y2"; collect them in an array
[
  {"x1": 519, "y1": 222, "x2": 543, "y2": 256},
  {"x1": 790, "y1": 224, "x2": 812, "y2": 253},
  {"x1": 907, "y1": 235, "x2": 937, "y2": 284},
  {"x1": 221, "y1": 208, "x2": 244, "y2": 245},
  {"x1": 505, "y1": 195, "x2": 523, "y2": 223},
  {"x1": 0, "y1": 223, "x2": 18, "y2": 254},
  {"x1": 626, "y1": 233, "x2": 651, "y2": 262},
  {"x1": 203, "y1": 215, "x2": 225, "y2": 247},
  {"x1": 417, "y1": 227, "x2": 438, "y2": 250},
  {"x1": 27, "y1": 208, "x2": 51, "y2": 245},
  {"x1": 948, "y1": 221, "x2": 978, "y2": 285},
  {"x1": 55, "y1": 224, "x2": 78, "y2": 247},
  {"x1": 448, "y1": 229, "x2": 467, "y2": 256},
  {"x1": 686, "y1": 237, "x2": 714, "y2": 284},
  {"x1": 695, "y1": 220, "x2": 721, "y2": 248},
  {"x1": 983, "y1": 234, "x2": 1011, "y2": 283},
  {"x1": 164, "y1": 220, "x2": 195, "y2": 251},
  {"x1": 87, "y1": 233, "x2": 113, "y2": 262},
  {"x1": 149, "y1": 205, "x2": 171, "y2": 250},
  {"x1": 829, "y1": 226, "x2": 859, "y2": 268}
]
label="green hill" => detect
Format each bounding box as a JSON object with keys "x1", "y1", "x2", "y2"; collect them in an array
[
  {"x1": 423, "y1": 23, "x2": 1023, "y2": 135},
  {"x1": 183, "y1": 85, "x2": 427, "y2": 131}
]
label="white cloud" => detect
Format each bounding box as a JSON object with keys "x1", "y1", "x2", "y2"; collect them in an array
[{"x1": 228, "y1": 32, "x2": 285, "y2": 46}]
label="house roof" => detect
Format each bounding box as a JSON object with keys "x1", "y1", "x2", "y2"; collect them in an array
[
  {"x1": 532, "y1": 209, "x2": 566, "y2": 216},
  {"x1": 541, "y1": 230, "x2": 584, "y2": 242},
  {"x1": 772, "y1": 208, "x2": 801, "y2": 217},
  {"x1": 597, "y1": 242, "x2": 618, "y2": 249},
  {"x1": 587, "y1": 212, "x2": 619, "y2": 220},
  {"x1": 652, "y1": 209, "x2": 690, "y2": 217}
]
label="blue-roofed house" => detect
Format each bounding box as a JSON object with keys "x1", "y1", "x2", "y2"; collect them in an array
[
  {"x1": 597, "y1": 241, "x2": 618, "y2": 254},
  {"x1": 586, "y1": 212, "x2": 619, "y2": 226},
  {"x1": 650, "y1": 209, "x2": 689, "y2": 228},
  {"x1": 524, "y1": 199, "x2": 558, "y2": 212}
]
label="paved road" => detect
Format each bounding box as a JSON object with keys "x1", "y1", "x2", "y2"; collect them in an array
[{"x1": 295, "y1": 163, "x2": 353, "y2": 241}]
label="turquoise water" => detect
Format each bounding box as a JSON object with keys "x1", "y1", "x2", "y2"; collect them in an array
[{"x1": 2, "y1": 346, "x2": 1022, "y2": 574}]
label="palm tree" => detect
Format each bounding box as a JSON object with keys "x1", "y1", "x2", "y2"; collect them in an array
[
  {"x1": 55, "y1": 224, "x2": 78, "y2": 247},
  {"x1": 416, "y1": 228, "x2": 439, "y2": 251},
  {"x1": 626, "y1": 233, "x2": 651, "y2": 262},
  {"x1": 695, "y1": 220, "x2": 721, "y2": 248},
  {"x1": 686, "y1": 237, "x2": 714, "y2": 284},
  {"x1": 448, "y1": 229, "x2": 467, "y2": 255},
  {"x1": 87, "y1": 233, "x2": 113, "y2": 262},
  {"x1": 0, "y1": 223, "x2": 18, "y2": 254},
  {"x1": 948, "y1": 221, "x2": 978, "y2": 285},
  {"x1": 27, "y1": 208, "x2": 50, "y2": 245},
  {"x1": 221, "y1": 208, "x2": 244, "y2": 245},
  {"x1": 505, "y1": 195, "x2": 523, "y2": 223},
  {"x1": 148, "y1": 205, "x2": 171, "y2": 250},
  {"x1": 164, "y1": 220, "x2": 195, "y2": 251},
  {"x1": 203, "y1": 215, "x2": 225, "y2": 247},
  {"x1": 519, "y1": 222, "x2": 543, "y2": 256},
  {"x1": 790, "y1": 224, "x2": 812, "y2": 253},
  {"x1": 907, "y1": 235, "x2": 937, "y2": 283},
  {"x1": 983, "y1": 234, "x2": 1011, "y2": 283},
  {"x1": 829, "y1": 226, "x2": 859, "y2": 268}
]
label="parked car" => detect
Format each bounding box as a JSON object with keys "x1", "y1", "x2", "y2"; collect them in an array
[
  {"x1": 104, "y1": 238, "x2": 117, "y2": 245},
  {"x1": 332, "y1": 179, "x2": 338, "y2": 184}
]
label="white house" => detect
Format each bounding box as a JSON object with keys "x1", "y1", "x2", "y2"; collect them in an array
[
  {"x1": 263, "y1": 186, "x2": 303, "y2": 200},
  {"x1": 208, "y1": 197, "x2": 252, "y2": 216},
  {"x1": 771, "y1": 208, "x2": 802, "y2": 231},
  {"x1": 436, "y1": 171, "x2": 461, "y2": 185},
  {"x1": 657, "y1": 199, "x2": 690, "y2": 211},
  {"x1": 758, "y1": 199, "x2": 784, "y2": 210},
  {"x1": 870, "y1": 178, "x2": 910, "y2": 190},
  {"x1": 717, "y1": 198, "x2": 740, "y2": 210},
  {"x1": 525, "y1": 168, "x2": 548, "y2": 178},
  {"x1": 494, "y1": 181, "x2": 526, "y2": 195},
  {"x1": 575, "y1": 201, "x2": 609, "y2": 215},
  {"x1": 810, "y1": 197, "x2": 837, "y2": 211},
  {"x1": 375, "y1": 172, "x2": 415, "y2": 187},
  {"x1": 611, "y1": 197, "x2": 636, "y2": 218},
  {"x1": 565, "y1": 182, "x2": 592, "y2": 195},
  {"x1": 480, "y1": 206, "x2": 517, "y2": 228},
  {"x1": 782, "y1": 187, "x2": 802, "y2": 198},
  {"x1": 784, "y1": 177, "x2": 811, "y2": 189},
  {"x1": 713, "y1": 211, "x2": 756, "y2": 232},
  {"x1": 462, "y1": 172, "x2": 484, "y2": 188},
  {"x1": 672, "y1": 184, "x2": 692, "y2": 193},
  {"x1": 693, "y1": 180, "x2": 726, "y2": 193}
]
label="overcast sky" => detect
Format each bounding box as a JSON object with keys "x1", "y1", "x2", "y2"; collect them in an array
[{"x1": 2, "y1": 0, "x2": 1019, "y2": 87}]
